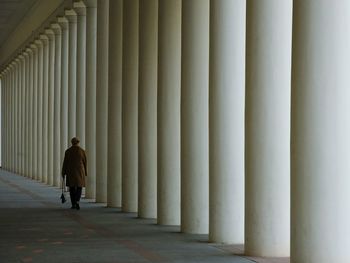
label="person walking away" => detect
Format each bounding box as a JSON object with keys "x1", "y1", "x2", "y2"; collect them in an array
[{"x1": 62, "y1": 137, "x2": 87, "y2": 210}]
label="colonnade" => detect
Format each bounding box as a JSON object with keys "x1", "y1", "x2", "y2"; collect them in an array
[{"x1": 1, "y1": 1, "x2": 350, "y2": 262}]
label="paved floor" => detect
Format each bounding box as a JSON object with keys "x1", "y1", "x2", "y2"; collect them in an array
[{"x1": 0, "y1": 169, "x2": 288, "y2": 263}]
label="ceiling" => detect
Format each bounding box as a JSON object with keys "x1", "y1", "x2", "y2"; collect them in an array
[{"x1": 0, "y1": 0, "x2": 39, "y2": 49}]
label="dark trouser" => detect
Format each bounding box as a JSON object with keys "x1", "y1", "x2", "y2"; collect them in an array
[{"x1": 69, "y1": 187, "x2": 82, "y2": 206}]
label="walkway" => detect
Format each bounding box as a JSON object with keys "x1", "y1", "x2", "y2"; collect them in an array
[{"x1": 0, "y1": 169, "x2": 286, "y2": 263}]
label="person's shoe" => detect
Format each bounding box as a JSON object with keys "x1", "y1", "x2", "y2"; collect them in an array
[
  {"x1": 71, "y1": 204, "x2": 76, "y2": 209},
  {"x1": 76, "y1": 203, "x2": 80, "y2": 210}
]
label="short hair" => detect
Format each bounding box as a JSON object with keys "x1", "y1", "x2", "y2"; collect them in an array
[{"x1": 71, "y1": 137, "x2": 80, "y2": 145}]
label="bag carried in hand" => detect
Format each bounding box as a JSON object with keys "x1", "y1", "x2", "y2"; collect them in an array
[
  {"x1": 60, "y1": 177, "x2": 66, "y2": 203},
  {"x1": 61, "y1": 193, "x2": 66, "y2": 203}
]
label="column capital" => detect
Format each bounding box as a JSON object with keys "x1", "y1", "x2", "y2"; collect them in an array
[
  {"x1": 57, "y1": 16, "x2": 69, "y2": 30},
  {"x1": 45, "y1": 29, "x2": 55, "y2": 41},
  {"x1": 82, "y1": 0, "x2": 97, "y2": 8},
  {"x1": 39, "y1": 34, "x2": 49, "y2": 45},
  {"x1": 65, "y1": 9, "x2": 77, "y2": 23},
  {"x1": 74, "y1": 1, "x2": 87, "y2": 16},
  {"x1": 30, "y1": 43, "x2": 38, "y2": 51},
  {"x1": 34, "y1": 39, "x2": 43, "y2": 47},
  {"x1": 51, "y1": 23, "x2": 62, "y2": 35}
]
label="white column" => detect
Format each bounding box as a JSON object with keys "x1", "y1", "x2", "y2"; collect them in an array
[
  {"x1": 10, "y1": 63, "x2": 15, "y2": 172},
  {"x1": 209, "y1": 0, "x2": 245, "y2": 244},
  {"x1": 157, "y1": 0, "x2": 181, "y2": 225},
  {"x1": 13, "y1": 62, "x2": 17, "y2": 172},
  {"x1": 30, "y1": 44, "x2": 38, "y2": 180},
  {"x1": 122, "y1": 0, "x2": 139, "y2": 212},
  {"x1": 36, "y1": 39, "x2": 44, "y2": 181},
  {"x1": 65, "y1": 10, "x2": 78, "y2": 142},
  {"x1": 291, "y1": 2, "x2": 350, "y2": 263},
  {"x1": 11, "y1": 62, "x2": 18, "y2": 173},
  {"x1": 1, "y1": 71, "x2": 5, "y2": 169},
  {"x1": 1, "y1": 71, "x2": 4, "y2": 169},
  {"x1": 3, "y1": 71, "x2": 6, "y2": 169},
  {"x1": 138, "y1": 0, "x2": 158, "y2": 218},
  {"x1": 58, "y1": 17, "x2": 69, "y2": 167},
  {"x1": 1, "y1": 72, "x2": 5, "y2": 169},
  {"x1": 4, "y1": 70, "x2": 8, "y2": 169},
  {"x1": 41, "y1": 34, "x2": 49, "y2": 184},
  {"x1": 46, "y1": 29, "x2": 55, "y2": 186},
  {"x1": 20, "y1": 54, "x2": 26, "y2": 176},
  {"x1": 181, "y1": 0, "x2": 209, "y2": 234},
  {"x1": 84, "y1": 0, "x2": 97, "y2": 199},
  {"x1": 9, "y1": 64, "x2": 14, "y2": 171},
  {"x1": 6, "y1": 68, "x2": 9, "y2": 169},
  {"x1": 52, "y1": 23, "x2": 62, "y2": 187},
  {"x1": 24, "y1": 50, "x2": 30, "y2": 177},
  {"x1": 18, "y1": 56, "x2": 24, "y2": 175},
  {"x1": 14, "y1": 59, "x2": 19, "y2": 174},
  {"x1": 5, "y1": 69, "x2": 9, "y2": 169},
  {"x1": 107, "y1": 0, "x2": 122, "y2": 207},
  {"x1": 74, "y1": 1, "x2": 87, "y2": 147},
  {"x1": 245, "y1": 0, "x2": 291, "y2": 256},
  {"x1": 4, "y1": 69, "x2": 7, "y2": 169},
  {"x1": 6, "y1": 69, "x2": 9, "y2": 169},
  {"x1": 96, "y1": 0, "x2": 109, "y2": 203},
  {"x1": 12, "y1": 61, "x2": 16, "y2": 172}
]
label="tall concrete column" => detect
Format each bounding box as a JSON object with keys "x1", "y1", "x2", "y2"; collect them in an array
[
  {"x1": 13, "y1": 62, "x2": 17, "y2": 172},
  {"x1": 181, "y1": 0, "x2": 209, "y2": 234},
  {"x1": 12, "y1": 61, "x2": 16, "y2": 172},
  {"x1": 245, "y1": 0, "x2": 292, "y2": 256},
  {"x1": 209, "y1": 0, "x2": 245, "y2": 244},
  {"x1": 1, "y1": 72, "x2": 6, "y2": 169},
  {"x1": 107, "y1": 0, "x2": 122, "y2": 207},
  {"x1": 1, "y1": 71, "x2": 5, "y2": 169},
  {"x1": 16, "y1": 57, "x2": 21, "y2": 174},
  {"x1": 157, "y1": 0, "x2": 181, "y2": 225},
  {"x1": 4, "y1": 71, "x2": 8, "y2": 169},
  {"x1": 3, "y1": 70, "x2": 7, "y2": 169},
  {"x1": 58, "y1": 17, "x2": 69, "y2": 167},
  {"x1": 291, "y1": 2, "x2": 350, "y2": 263},
  {"x1": 41, "y1": 34, "x2": 49, "y2": 184},
  {"x1": 20, "y1": 54, "x2": 26, "y2": 176},
  {"x1": 35, "y1": 39, "x2": 44, "y2": 181},
  {"x1": 96, "y1": 0, "x2": 109, "y2": 203},
  {"x1": 65, "y1": 10, "x2": 78, "y2": 142},
  {"x1": 10, "y1": 63, "x2": 15, "y2": 172},
  {"x1": 138, "y1": 0, "x2": 158, "y2": 218},
  {"x1": 18, "y1": 56, "x2": 24, "y2": 175},
  {"x1": 24, "y1": 50, "x2": 30, "y2": 177},
  {"x1": 30, "y1": 44, "x2": 38, "y2": 180},
  {"x1": 1, "y1": 72, "x2": 4, "y2": 169},
  {"x1": 29, "y1": 47, "x2": 35, "y2": 179},
  {"x1": 122, "y1": 0, "x2": 139, "y2": 212},
  {"x1": 0, "y1": 73, "x2": 2, "y2": 168},
  {"x1": 4, "y1": 69, "x2": 8, "y2": 169},
  {"x1": 9, "y1": 64, "x2": 14, "y2": 171},
  {"x1": 51, "y1": 23, "x2": 62, "y2": 187},
  {"x1": 26, "y1": 49, "x2": 33, "y2": 178},
  {"x1": 6, "y1": 69, "x2": 10, "y2": 169},
  {"x1": 46, "y1": 29, "x2": 55, "y2": 186},
  {"x1": 84, "y1": 0, "x2": 97, "y2": 199},
  {"x1": 74, "y1": 1, "x2": 87, "y2": 147},
  {"x1": 14, "y1": 59, "x2": 19, "y2": 174}
]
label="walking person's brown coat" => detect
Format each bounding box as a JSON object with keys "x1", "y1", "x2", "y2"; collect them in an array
[{"x1": 62, "y1": 145, "x2": 87, "y2": 187}]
